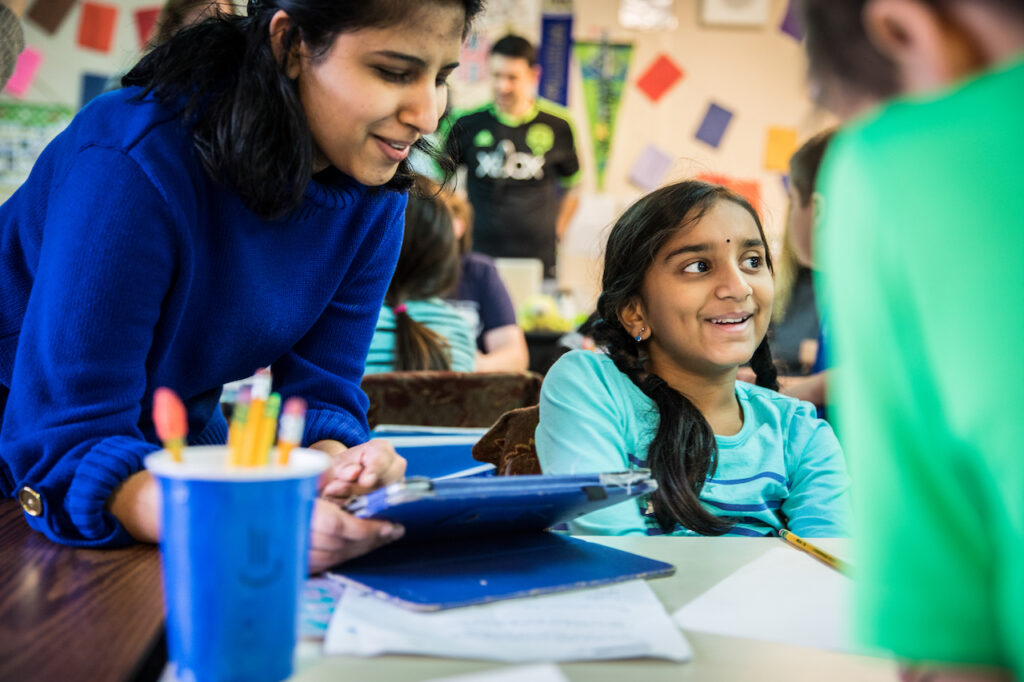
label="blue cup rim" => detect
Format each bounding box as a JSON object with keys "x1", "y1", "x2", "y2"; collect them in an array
[{"x1": 145, "y1": 445, "x2": 329, "y2": 481}]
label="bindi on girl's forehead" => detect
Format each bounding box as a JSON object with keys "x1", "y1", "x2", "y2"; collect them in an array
[{"x1": 726, "y1": 239, "x2": 730, "y2": 243}]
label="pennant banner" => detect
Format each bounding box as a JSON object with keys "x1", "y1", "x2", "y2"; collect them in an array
[
  {"x1": 538, "y1": 13, "x2": 573, "y2": 105},
  {"x1": 574, "y1": 39, "x2": 633, "y2": 191}
]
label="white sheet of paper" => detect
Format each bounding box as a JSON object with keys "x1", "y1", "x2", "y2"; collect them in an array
[
  {"x1": 672, "y1": 547, "x2": 855, "y2": 652},
  {"x1": 324, "y1": 579, "x2": 692, "y2": 663},
  {"x1": 423, "y1": 664, "x2": 568, "y2": 682}
]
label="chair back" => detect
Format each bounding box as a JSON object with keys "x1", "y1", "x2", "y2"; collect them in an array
[
  {"x1": 471, "y1": 405, "x2": 541, "y2": 475},
  {"x1": 362, "y1": 371, "x2": 542, "y2": 429}
]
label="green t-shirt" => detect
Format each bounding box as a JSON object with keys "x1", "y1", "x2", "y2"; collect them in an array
[{"x1": 818, "y1": 56, "x2": 1024, "y2": 671}]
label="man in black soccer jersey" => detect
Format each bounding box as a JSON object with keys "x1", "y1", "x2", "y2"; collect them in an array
[{"x1": 440, "y1": 35, "x2": 581, "y2": 279}]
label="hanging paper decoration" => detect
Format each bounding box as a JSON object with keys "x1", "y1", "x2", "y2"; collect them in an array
[
  {"x1": 27, "y1": 0, "x2": 76, "y2": 35},
  {"x1": 538, "y1": 12, "x2": 573, "y2": 105},
  {"x1": 695, "y1": 102, "x2": 733, "y2": 148},
  {"x1": 458, "y1": 31, "x2": 490, "y2": 85},
  {"x1": 636, "y1": 53, "x2": 683, "y2": 103},
  {"x1": 80, "y1": 73, "x2": 111, "y2": 110},
  {"x1": 77, "y1": 3, "x2": 119, "y2": 53},
  {"x1": 574, "y1": 38, "x2": 634, "y2": 191},
  {"x1": 619, "y1": 0, "x2": 678, "y2": 31},
  {"x1": 134, "y1": 7, "x2": 163, "y2": 50},
  {"x1": 3, "y1": 47, "x2": 42, "y2": 99},
  {"x1": 696, "y1": 172, "x2": 762, "y2": 214},
  {"x1": 628, "y1": 144, "x2": 674, "y2": 191},
  {"x1": 780, "y1": 0, "x2": 804, "y2": 41},
  {"x1": 764, "y1": 126, "x2": 798, "y2": 171}
]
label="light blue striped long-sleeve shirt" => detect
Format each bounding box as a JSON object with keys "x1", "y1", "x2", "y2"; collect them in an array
[
  {"x1": 364, "y1": 299, "x2": 476, "y2": 375},
  {"x1": 536, "y1": 350, "x2": 851, "y2": 538}
]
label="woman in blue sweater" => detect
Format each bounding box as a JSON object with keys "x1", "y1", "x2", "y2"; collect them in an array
[
  {"x1": 536, "y1": 180, "x2": 851, "y2": 538},
  {"x1": 0, "y1": 0, "x2": 483, "y2": 571}
]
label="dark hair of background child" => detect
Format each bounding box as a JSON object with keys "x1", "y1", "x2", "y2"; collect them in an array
[{"x1": 386, "y1": 176, "x2": 462, "y2": 371}]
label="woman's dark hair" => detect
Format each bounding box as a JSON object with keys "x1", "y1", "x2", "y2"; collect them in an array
[
  {"x1": 386, "y1": 176, "x2": 461, "y2": 371},
  {"x1": 589, "y1": 180, "x2": 779, "y2": 535},
  {"x1": 123, "y1": 0, "x2": 484, "y2": 219}
]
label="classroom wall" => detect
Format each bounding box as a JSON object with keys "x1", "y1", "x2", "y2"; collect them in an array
[
  {"x1": 452, "y1": 0, "x2": 835, "y2": 311},
  {"x1": 2, "y1": 0, "x2": 833, "y2": 310}
]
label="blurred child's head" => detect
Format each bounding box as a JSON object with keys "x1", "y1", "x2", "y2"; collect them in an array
[
  {"x1": 799, "y1": 0, "x2": 1024, "y2": 119},
  {"x1": 594, "y1": 180, "x2": 776, "y2": 383},
  {"x1": 443, "y1": 189, "x2": 475, "y2": 255},
  {"x1": 151, "y1": 0, "x2": 236, "y2": 47},
  {"x1": 786, "y1": 128, "x2": 835, "y2": 268},
  {"x1": 385, "y1": 175, "x2": 461, "y2": 371}
]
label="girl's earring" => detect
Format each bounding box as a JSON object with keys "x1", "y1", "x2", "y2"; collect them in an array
[{"x1": 635, "y1": 326, "x2": 645, "y2": 343}]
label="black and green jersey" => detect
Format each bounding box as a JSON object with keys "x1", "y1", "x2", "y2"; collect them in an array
[{"x1": 440, "y1": 100, "x2": 581, "y2": 276}]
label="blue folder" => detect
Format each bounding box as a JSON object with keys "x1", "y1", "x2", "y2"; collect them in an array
[
  {"x1": 329, "y1": 472, "x2": 675, "y2": 611},
  {"x1": 369, "y1": 429, "x2": 493, "y2": 479}
]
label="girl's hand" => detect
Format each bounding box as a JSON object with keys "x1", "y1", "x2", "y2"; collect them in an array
[
  {"x1": 310, "y1": 438, "x2": 407, "y2": 502},
  {"x1": 308, "y1": 498, "x2": 403, "y2": 574}
]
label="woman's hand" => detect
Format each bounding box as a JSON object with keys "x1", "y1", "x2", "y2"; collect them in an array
[
  {"x1": 107, "y1": 469, "x2": 161, "y2": 543},
  {"x1": 310, "y1": 438, "x2": 407, "y2": 503},
  {"x1": 308, "y1": 498, "x2": 403, "y2": 573}
]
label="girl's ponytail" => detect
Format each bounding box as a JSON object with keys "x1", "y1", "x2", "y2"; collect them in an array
[{"x1": 390, "y1": 303, "x2": 453, "y2": 372}]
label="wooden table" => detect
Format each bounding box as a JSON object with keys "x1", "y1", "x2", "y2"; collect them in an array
[
  {"x1": 0, "y1": 500, "x2": 166, "y2": 681},
  {"x1": 0, "y1": 501, "x2": 898, "y2": 682}
]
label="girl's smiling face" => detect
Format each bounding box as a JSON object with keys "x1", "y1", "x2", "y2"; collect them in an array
[
  {"x1": 291, "y1": 3, "x2": 465, "y2": 184},
  {"x1": 625, "y1": 199, "x2": 774, "y2": 383}
]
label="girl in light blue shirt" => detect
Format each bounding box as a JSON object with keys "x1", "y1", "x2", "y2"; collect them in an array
[
  {"x1": 366, "y1": 176, "x2": 476, "y2": 375},
  {"x1": 536, "y1": 180, "x2": 850, "y2": 538}
]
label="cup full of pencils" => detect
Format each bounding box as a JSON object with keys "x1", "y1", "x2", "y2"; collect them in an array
[{"x1": 145, "y1": 374, "x2": 328, "y2": 682}]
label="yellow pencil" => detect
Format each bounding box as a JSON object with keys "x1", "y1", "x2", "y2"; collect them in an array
[
  {"x1": 227, "y1": 386, "x2": 250, "y2": 467},
  {"x1": 239, "y1": 369, "x2": 272, "y2": 467},
  {"x1": 254, "y1": 392, "x2": 280, "y2": 467},
  {"x1": 778, "y1": 529, "x2": 852, "y2": 575}
]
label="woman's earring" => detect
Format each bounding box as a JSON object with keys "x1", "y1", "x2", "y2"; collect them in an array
[{"x1": 635, "y1": 326, "x2": 645, "y2": 343}]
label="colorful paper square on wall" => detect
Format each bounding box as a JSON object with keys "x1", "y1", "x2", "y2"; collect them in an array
[
  {"x1": 80, "y1": 73, "x2": 111, "y2": 110},
  {"x1": 696, "y1": 172, "x2": 762, "y2": 214},
  {"x1": 764, "y1": 126, "x2": 798, "y2": 171},
  {"x1": 77, "y1": 3, "x2": 119, "y2": 53},
  {"x1": 27, "y1": 0, "x2": 76, "y2": 35},
  {"x1": 3, "y1": 47, "x2": 42, "y2": 98},
  {"x1": 695, "y1": 103, "x2": 733, "y2": 148},
  {"x1": 779, "y1": 0, "x2": 804, "y2": 41},
  {"x1": 636, "y1": 54, "x2": 684, "y2": 103},
  {"x1": 135, "y1": 7, "x2": 162, "y2": 49},
  {"x1": 628, "y1": 144, "x2": 674, "y2": 191}
]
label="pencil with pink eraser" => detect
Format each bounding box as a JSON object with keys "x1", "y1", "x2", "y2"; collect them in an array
[
  {"x1": 276, "y1": 396, "x2": 306, "y2": 465},
  {"x1": 153, "y1": 387, "x2": 187, "y2": 463}
]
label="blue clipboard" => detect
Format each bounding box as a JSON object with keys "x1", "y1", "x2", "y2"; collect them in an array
[{"x1": 329, "y1": 472, "x2": 675, "y2": 611}]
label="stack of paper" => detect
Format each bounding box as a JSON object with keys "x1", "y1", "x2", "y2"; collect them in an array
[{"x1": 324, "y1": 579, "x2": 692, "y2": 662}]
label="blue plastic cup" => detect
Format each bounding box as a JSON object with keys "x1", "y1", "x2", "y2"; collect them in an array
[{"x1": 146, "y1": 446, "x2": 328, "y2": 682}]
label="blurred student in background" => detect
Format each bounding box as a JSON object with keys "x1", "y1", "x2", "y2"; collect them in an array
[
  {"x1": 537, "y1": 180, "x2": 850, "y2": 538},
  {"x1": 365, "y1": 177, "x2": 476, "y2": 374},
  {"x1": 0, "y1": 0, "x2": 483, "y2": 572},
  {"x1": 443, "y1": 189, "x2": 530, "y2": 372},
  {"x1": 440, "y1": 34, "x2": 581, "y2": 280},
  {"x1": 800, "y1": 0, "x2": 1024, "y2": 677}
]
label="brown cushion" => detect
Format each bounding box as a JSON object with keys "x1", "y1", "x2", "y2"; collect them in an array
[
  {"x1": 471, "y1": 405, "x2": 541, "y2": 476},
  {"x1": 362, "y1": 371, "x2": 542, "y2": 429}
]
